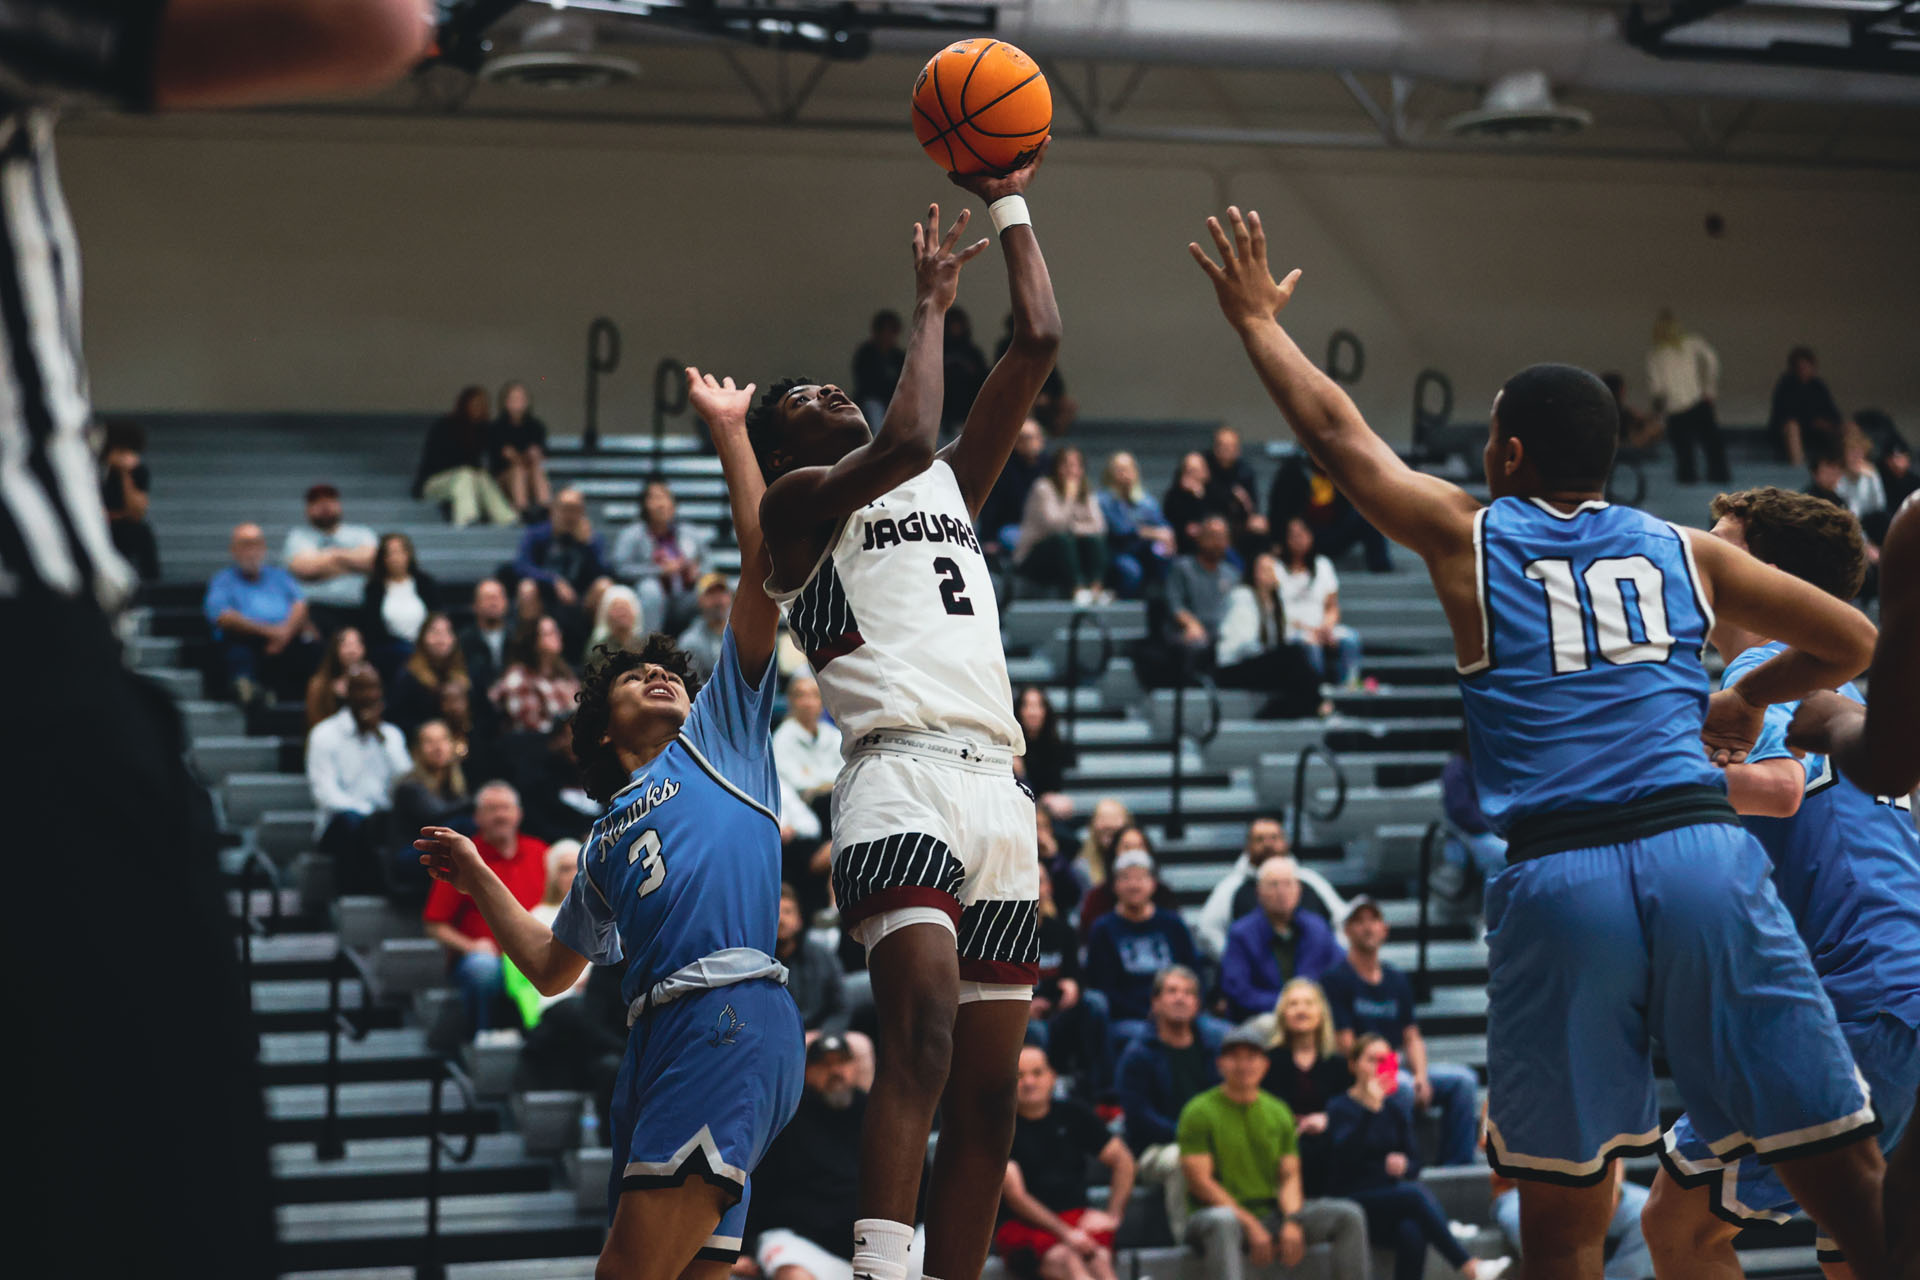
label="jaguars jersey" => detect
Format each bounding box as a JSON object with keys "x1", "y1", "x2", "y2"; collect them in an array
[
  {"x1": 769, "y1": 458, "x2": 1023, "y2": 752},
  {"x1": 1459, "y1": 497, "x2": 1723, "y2": 833},
  {"x1": 551, "y1": 628, "x2": 784, "y2": 1008}
]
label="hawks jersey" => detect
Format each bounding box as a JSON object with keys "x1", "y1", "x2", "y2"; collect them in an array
[
  {"x1": 1458, "y1": 497, "x2": 1723, "y2": 832},
  {"x1": 770, "y1": 459, "x2": 1023, "y2": 753}
]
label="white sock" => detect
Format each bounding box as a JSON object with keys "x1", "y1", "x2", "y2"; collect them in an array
[{"x1": 852, "y1": 1218, "x2": 916, "y2": 1280}]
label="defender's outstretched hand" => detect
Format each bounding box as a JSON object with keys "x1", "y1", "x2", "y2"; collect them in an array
[
  {"x1": 1189, "y1": 207, "x2": 1303, "y2": 333},
  {"x1": 914, "y1": 203, "x2": 990, "y2": 312},
  {"x1": 415, "y1": 826, "x2": 488, "y2": 894},
  {"x1": 685, "y1": 367, "x2": 755, "y2": 439},
  {"x1": 949, "y1": 136, "x2": 1051, "y2": 202},
  {"x1": 1786, "y1": 689, "x2": 1862, "y2": 759}
]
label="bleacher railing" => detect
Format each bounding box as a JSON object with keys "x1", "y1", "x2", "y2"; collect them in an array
[
  {"x1": 653, "y1": 355, "x2": 690, "y2": 470},
  {"x1": 1287, "y1": 744, "x2": 1348, "y2": 852},
  {"x1": 232, "y1": 849, "x2": 282, "y2": 983},
  {"x1": 1415, "y1": 820, "x2": 1444, "y2": 1003},
  {"x1": 418, "y1": 1058, "x2": 481, "y2": 1280},
  {"x1": 316, "y1": 946, "x2": 378, "y2": 1161},
  {"x1": 1062, "y1": 608, "x2": 1115, "y2": 746},
  {"x1": 582, "y1": 316, "x2": 621, "y2": 453},
  {"x1": 1167, "y1": 671, "x2": 1221, "y2": 839}
]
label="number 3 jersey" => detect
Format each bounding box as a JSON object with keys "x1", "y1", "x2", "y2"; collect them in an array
[
  {"x1": 1459, "y1": 497, "x2": 1721, "y2": 833},
  {"x1": 551, "y1": 629, "x2": 786, "y2": 1010},
  {"x1": 771, "y1": 459, "x2": 1024, "y2": 754}
]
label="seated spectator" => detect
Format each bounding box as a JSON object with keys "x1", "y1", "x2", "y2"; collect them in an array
[
  {"x1": 307, "y1": 667, "x2": 412, "y2": 893},
  {"x1": 1115, "y1": 966, "x2": 1223, "y2": 1231},
  {"x1": 98, "y1": 419, "x2": 159, "y2": 583},
  {"x1": 980, "y1": 419, "x2": 1051, "y2": 558},
  {"x1": 1204, "y1": 426, "x2": 1270, "y2": 553},
  {"x1": 1264, "y1": 978, "x2": 1353, "y2": 1198},
  {"x1": 1326, "y1": 1036, "x2": 1508, "y2": 1280},
  {"x1": 508, "y1": 715, "x2": 599, "y2": 843},
  {"x1": 459, "y1": 578, "x2": 513, "y2": 695},
  {"x1": 1767, "y1": 345, "x2": 1843, "y2": 467},
  {"x1": 745, "y1": 1035, "x2": 922, "y2": 1280},
  {"x1": 1016, "y1": 447, "x2": 1109, "y2": 604},
  {"x1": 490, "y1": 380, "x2": 552, "y2": 519},
  {"x1": 1220, "y1": 856, "x2": 1342, "y2": 1022},
  {"x1": 1014, "y1": 685, "x2": 1075, "y2": 819},
  {"x1": 412, "y1": 385, "x2": 517, "y2": 526},
  {"x1": 1096, "y1": 451, "x2": 1175, "y2": 597},
  {"x1": 852, "y1": 308, "x2": 905, "y2": 424},
  {"x1": 502, "y1": 840, "x2": 591, "y2": 1026},
  {"x1": 774, "y1": 674, "x2": 840, "y2": 911},
  {"x1": 389, "y1": 612, "x2": 468, "y2": 736},
  {"x1": 677, "y1": 572, "x2": 732, "y2": 679},
  {"x1": 359, "y1": 532, "x2": 438, "y2": 677},
  {"x1": 490, "y1": 616, "x2": 580, "y2": 736},
  {"x1": 1178, "y1": 1027, "x2": 1370, "y2": 1280},
  {"x1": 777, "y1": 883, "x2": 845, "y2": 1032},
  {"x1": 1062, "y1": 797, "x2": 1129, "y2": 925},
  {"x1": 305, "y1": 626, "x2": 369, "y2": 729},
  {"x1": 1214, "y1": 550, "x2": 1321, "y2": 717},
  {"x1": 1805, "y1": 452, "x2": 1847, "y2": 508},
  {"x1": 1492, "y1": 1152, "x2": 1649, "y2": 1280},
  {"x1": 1029, "y1": 869, "x2": 1111, "y2": 1094},
  {"x1": 1321, "y1": 897, "x2": 1478, "y2": 1166},
  {"x1": 611, "y1": 480, "x2": 713, "y2": 633},
  {"x1": 1196, "y1": 817, "x2": 1290, "y2": 959},
  {"x1": 996, "y1": 1046, "x2": 1134, "y2": 1280},
  {"x1": 1438, "y1": 736, "x2": 1507, "y2": 904},
  {"x1": 283, "y1": 483, "x2": 375, "y2": 634},
  {"x1": 514, "y1": 486, "x2": 613, "y2": 622},
  {"x1": 942, "y1": 305, "x2": 990, "y2": 431},
  {"x1": 1276, "y1": 519, "x2": 1363, "y2": 689},
  {"x1": 205, "y1": 522, "x2": 319, "y2": 704},
  {"x1": 996, "y1": 312, "x2": 1079, "y2": 435},
  {"x1": 389, "y1": 718, "x2": 473, "y2": 899},
  {"x1": 1086, "y1": 846, "x2": 1201, "y2": 1032},
  {"x1": 1269, "y1": 451, "x2": 1392, "y2": 574},
  {"x1": 1166, "y1": 515, "x2": 1240, "y2": 671},
  {"x1": 1882, "y1": 441, "x2": 1919, "y2": 514},
  {"x1": 1076, "y1": 823, "x2": 1178, "y2": 943},
  {"x1": 1163, "y1": 452, "x2": 1232, "y2": 555},
  {"x1": 586, "y1": 584, "x2": 643, "y2": 659},
  {"x1": 421, "y1": 780, "x2": 549, "y2": 1036},
  {"x1": 1837, "y1": 423, "x2": 1889, "y2": 529}
]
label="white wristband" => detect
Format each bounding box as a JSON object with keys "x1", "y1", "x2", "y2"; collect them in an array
[{"x1": 988, "y1": 195, "x2": 1031, "y2": 236}]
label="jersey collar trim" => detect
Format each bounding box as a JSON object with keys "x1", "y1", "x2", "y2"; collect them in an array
[
  {"x1": 1526, "y1": 496, "x2": 1611, "y2": 520},
  {"x1": 675, "y1": 733, "x2": 782, "y2": 829}
]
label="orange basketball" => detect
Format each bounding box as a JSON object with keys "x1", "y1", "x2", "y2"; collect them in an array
[{"x1": 911, "y1": 39, "x2": 1051, "y2": 176}]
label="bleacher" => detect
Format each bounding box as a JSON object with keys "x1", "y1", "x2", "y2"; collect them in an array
[{"x1": 127, "y1": 412, "x2": 1827, "y2": 1278}]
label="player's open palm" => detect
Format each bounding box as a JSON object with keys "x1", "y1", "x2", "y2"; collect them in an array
[
  {"x1": 1189, "y1": 206, "x2": 1302, "y2": 333},
  {"x1": 685, "y1": 367, "x2": 755, "y2": 436},
  {"x1": 913, "y1": 202, "x2": 990, "y2": 311},
  {"x1": 415, "y1": 826, "x2": 487, "y2": 895}
]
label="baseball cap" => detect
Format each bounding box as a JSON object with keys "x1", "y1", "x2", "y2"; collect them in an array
[
  {"x1": 305, "y1": 483, "x2": 340, "y2": 503},
  {"x1": 1112, "y1": 849, "x2": 1154, "y2": 875},
  {"x1": 1344, "y1": 895, "x2": 1385, "y2": 922},
  {"x1": 696, "y1": 571, "x2": 730, "y2": 595},
  {"x1": 1219, "y1": 1026, "x2": 1269, "y2": 1054},
  {"x1": 807, "y1": 1034, "x2": 854, "y2": 1065}
]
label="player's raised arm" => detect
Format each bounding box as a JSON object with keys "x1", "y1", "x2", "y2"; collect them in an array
[
  {"x1": 1689, "y1": 528, "x2": 1879, "y2": 763},
  {"x1": 1789, "y1": 494, "x2": 1920, "y2": 794},
  {"x1": 153, "y1": 0, "x2": 432, "y2": 108},
  {"x1": 414, "y1": 827, "x2": 589, "y2": 997},
  {"x1": 1189, "y1": 207, "x2": 1478, "y2": 560},
  {"x1": 760, "y1": 205, "x2": 988, "y2": 551},
  {"x1": 687, "y1": 369, "x2": 779, "y2": 679},
  {"x1": 939, "y1": 141, "x2": 1064, "y2": 519}
]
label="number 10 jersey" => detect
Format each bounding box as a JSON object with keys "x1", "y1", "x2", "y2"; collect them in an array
[
  {"x1": 1459, "y1": 496, "x2": 1722, "y2": 833},
  {"x1": 771, "y1": 459, "x2": 1024, "y2": 755}
]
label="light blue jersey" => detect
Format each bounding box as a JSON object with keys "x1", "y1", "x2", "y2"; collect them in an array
[
  {"x1": 553, "y1": 627, "x2": 784, "y2": 1006},
  {"x1": 1460, "y1": 497, "x2": 1722, "y2": 833},
  {"x1": 1724, "y1": 642, "x2": 1920, "y2": 1029}
]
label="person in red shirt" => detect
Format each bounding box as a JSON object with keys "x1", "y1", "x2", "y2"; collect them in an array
[{"x1": 423, "y1": 780, "x2": 549, "y2": 1035}]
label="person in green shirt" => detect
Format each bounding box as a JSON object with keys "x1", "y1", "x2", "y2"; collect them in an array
[{"x1": 1177, "y1": 1027, "x2": 1369, "y2": 1280}]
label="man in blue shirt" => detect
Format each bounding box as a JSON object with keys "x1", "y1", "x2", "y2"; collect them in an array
[
  {"x1": 1219, "y1": 856, "x2": 1342, "y2": 1022},
  {"x1": 1644, "y1": 488, "x2": 1920, "y2": 1278},
  {"x1": 416, "y1": 370, "x2": 805, "y2": 1280},
  {"x1": 1320, "y1": 896, "x2": 1478, "y2": 1166},
  {"x1": 203, "y1": 520, "x2": 319, "y2": 703},
  {"x1": 1085, "y1": 850, "x2": 1202, "y2": 1029}
]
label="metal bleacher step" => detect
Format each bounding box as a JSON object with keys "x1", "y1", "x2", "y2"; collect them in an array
[
  {"x1": 183, "y1": 698, "x2": 247, "y2": 740},
  {"x1": 270, "y1": 1134, "x2": 554, "y2": 1205},
  {"x1": 273, "y1": 1189, "x2": 599, "y2": 1272},
  {"x1": 224, "y1": 772, "x2": 316, "y2": 828},
  {"x1": 1353, "y1": 653, "x2": 1459, "y2": 685},
  {"x1": 285, "y1": 1256, "x2": 607, "y2": 1280},
  {"x1": 1058, "y1": 781, "x2": 1262, "y2": 823},
  {"x1": 248, "y1": 932, "x2": 351, "y2": 981},
  {"x1": 1298, "y1": 782, "x2": 1444, "y2": 841},
  {"x1": 127, "y1": 633, "x2": 184, "y2": 669},
  {"x1": 250, "y1": 978, "x2": 404, "y2": 1034},
  {"x1": 264, "y1": 1082, "x2": 504, "y2": 1145},
  {"x1": 144, "y1": 666, "x2": 203, "y2": 701},
  {"x1": 257, "y1": 810, "x2": 321, "y2": 864},
  {"x1": 1064, "y1": 749, "x2": 1217, "y2": 788},
  {"x1": 1254, "y1": 748, "x2": 1451, "y2": 801},
  {"x1": 192, "y1": 734, "x2": 285, "y2": 777},
  {"x1": 1412, "y1": 984, "x2": 1489, "y2": 1036},
  {"x1": 1000, "y1": 599, "x2": 1148, "y2": 651},
  {"x1": 259, "y1": 1027, "x2": 440, "y2": 1086}
]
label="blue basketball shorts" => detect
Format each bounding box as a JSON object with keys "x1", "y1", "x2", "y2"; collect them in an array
[
  {"x1": 1664, "y1": 1012, "x2": 1916, "y2": 1258},
  {"x1": 1482, "y1": 822, "x2": 1875, "y2": 1185},
  {"x1": 608, "y1": 978, "x2": 805, "y2": 1259}
]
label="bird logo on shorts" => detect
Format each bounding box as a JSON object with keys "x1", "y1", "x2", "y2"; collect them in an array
[{"x1": 709, "y1": 1004, "x2": 744, "y2": 1048}]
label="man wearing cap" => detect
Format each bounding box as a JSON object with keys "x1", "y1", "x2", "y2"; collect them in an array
[
  {"x1": 747, "y1": 1035, "x2": 925, "y2": 1280},
  {"x1": 1219, "y1": 856, "x2": 1343, "y2": 1022},
  {"x1": 1085, "y1": 849, "x2": 1202, "y2": 1030},
  {"x1": 1320, "y1": 897, "x2": 1480, "y2": 1166},
  {"x1": 284, "y1": 483, "x2": 378, "y2": 635},
  {"x1": 996, "y1": 1045, "x2": 1134, "y2": 1280},
  {"x1": 1178, "y1": 1027, "x2": 1370, "y2": 1280},
  {"x1": 678, "y1": 571, "x2": 735, "y2": 681}
]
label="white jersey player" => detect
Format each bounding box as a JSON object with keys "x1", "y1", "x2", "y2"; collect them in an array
[{"x1": 747, "y1": 154, "x2": 1060, "y2": 1280}]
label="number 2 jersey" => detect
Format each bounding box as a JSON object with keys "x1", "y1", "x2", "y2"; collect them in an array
[
  {"x1": 1459, "y1": 497, "x2": 1722, "y2": 833},
  {"x1": 771, "y1": 458, "x2": 1024, "y2": 753},
  {"x1": 551, "y1": 629, "x2": 785, "y2": 1010}
]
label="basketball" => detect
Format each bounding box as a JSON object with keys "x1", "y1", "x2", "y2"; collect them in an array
[{"x1": 911, "y1": 39, "x2": 1051, "y2": 176}]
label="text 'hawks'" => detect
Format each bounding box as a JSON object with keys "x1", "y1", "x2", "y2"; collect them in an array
[
  {"x1": 860, "y1": 509, "x2": 981, "y2": 555},
  {"x1": 595, "y1": 777, "x2": 681, "y2": 861}
]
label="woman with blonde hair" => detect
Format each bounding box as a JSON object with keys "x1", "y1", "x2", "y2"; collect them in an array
[
  {"x1": 1015, "y1": 445, "x2": 1109, "y2": 603},
  {"x1": 1097, "y1": 450, "x2": 1176, "y2": 596}
]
